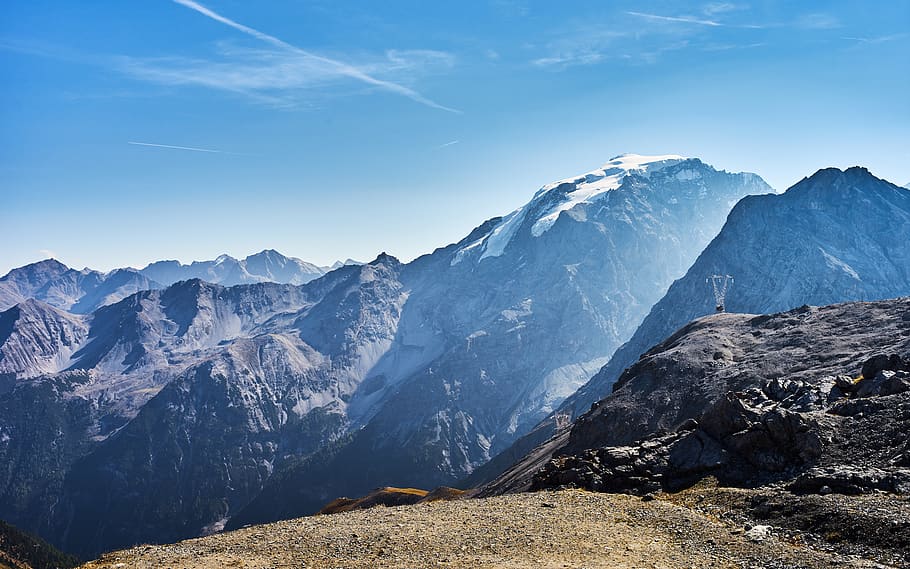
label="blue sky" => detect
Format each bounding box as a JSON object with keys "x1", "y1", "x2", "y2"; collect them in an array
[{"x1": 1, "y1": 1, "x2": 908, "y2": 274}]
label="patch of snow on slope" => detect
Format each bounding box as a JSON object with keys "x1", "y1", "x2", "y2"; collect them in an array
[
  {"x1": 818, "y1": 247, "x2": 861, "y2": 280},
  {"x1": 531, "y1": 154, "x2": 685, "y2": 236},
  {"x1": 479, "y1": 207, "x2": 529, "y2": 260}
]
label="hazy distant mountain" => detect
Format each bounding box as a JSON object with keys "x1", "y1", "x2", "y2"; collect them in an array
[
  {"x1": 0, "y1": 299, "x2": 88, "y2": 380},
  {"x1": 0, "y1": 259, "x2": 162, "y2": 314},
  {"x1": 565, "y1": 166, "x2": 910, "y2": 417},
  {"x1": 328, "y1": 258, "x2": 363, "y2": 270},
  {"x1": 139, "y1": 249, "x2": 326, "y2": 286},
  {"x1": 0, "y1": 250, "x2": 333, "y2": 315}
]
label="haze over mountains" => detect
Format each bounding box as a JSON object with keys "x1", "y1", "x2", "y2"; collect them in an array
[
  {"x1": 139, "y1": 249, "x2": 334, "y2": 288},
  {"x1": 1, "y1": 155, "x2": 909, "y2": 559},
  {"x1": 0, "y1": 251, "x2": 359, "y2": 315}
]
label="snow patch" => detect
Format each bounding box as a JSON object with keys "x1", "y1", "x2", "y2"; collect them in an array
[
  {"x1": 818, "y1": 248, "x2": 860, "y2": 280},
  {"x1": 479, "y1": 207, "x2": 528, "y2": 261},
  {"x1": 532, "y1": 154, "x2": 684, "y2": 236}
]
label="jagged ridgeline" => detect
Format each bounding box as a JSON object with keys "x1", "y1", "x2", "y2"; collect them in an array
[
  {"x1": 0, "y1": 250, "x2": 338, "y2": 316},
  {"x1": 1, "y1": 155, "x2": 769, "y2": 557}
]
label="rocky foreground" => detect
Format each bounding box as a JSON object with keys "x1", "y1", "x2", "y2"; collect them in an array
[{"x1": 80, "y1": 486, "x2": 907, "y2": 569}]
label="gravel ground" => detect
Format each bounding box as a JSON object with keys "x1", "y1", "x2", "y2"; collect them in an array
[
  {"x1": 664, "y1": 483, "x2": 910, "y2": 568},
  {"x1": 81, "y1": 488, "x2": 901, "y2": 569}
]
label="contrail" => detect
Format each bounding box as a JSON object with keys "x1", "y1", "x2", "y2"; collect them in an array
[
  {"x1": 438, "y1": 140, "x2": 460, "y2": 148},
  {"x1": 626, "y1": 11, "x2": 722, "y2": 26},
  {"x1": 172, "y1": 0, "x2": 460, "y2": 113},
  {"x1": 128, "y1": 141, "x2": 223, "y2": 153}
]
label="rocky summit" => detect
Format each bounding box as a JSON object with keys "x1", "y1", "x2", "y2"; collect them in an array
[{"x1": 481, "y1": 298, "x2": 910, "y2": 563}]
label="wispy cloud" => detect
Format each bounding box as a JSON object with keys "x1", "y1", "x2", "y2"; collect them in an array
[
  {"x1": 117, "y1": 46, "x2": 455, "y2": 110},
  {"x1": 168, "y1": 0, "x2": 459, "y2": 113},
  {"x1": 128, "y1": 141, "x2": 226, "y2": 153},
  {"x1": 841, "y1": 34, "x2": 906, "y2": 44},
  {"x1": 702, "y1": 2, "x2": 741, "y2": 16},
  {"x1": 37, "y1": 249, "x2": 57, "y2": 260},
  {"x1": 437, "y1": 140, "x2": 460, "y2": 148},
  {"x1": 626, "y1": 10, "x2": 765, "y2": 29},
  {"x1": 701, "y1": 42, "x2": 766, "y2": 52},
  {"x1": 796, "y1": 13, "x2": 841, "y2": 30},
  {"x1": 532, "y1": 51, "x2": 605, "y2": 68},
  {"x1": 532, "y1": 5, "x2": 769, "y2": 70},
  {"x1": 529, "y1": 28, "x2": 629, "y2": 69},
  {"x1": 627, "y1": 11, "x2": 723, "y2": 27}
]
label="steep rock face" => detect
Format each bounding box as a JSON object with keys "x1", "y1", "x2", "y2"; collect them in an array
[
  {"x1": 566, "y1": 167, "x2": 910, "y2": 417},
  {"x1": 56, "y1": 337, "x2": 339, "y2": 554},
  {"x1": 0, "y1": 260, "x2": 71, "y2": 310},
  {"x1": 228, "y1": 155, "x2": 770, "y2": 527},
  {"x1": 0, "y1": 300, "x2": 88, "y2": 380},
  {"x1": 0, "y1": 260, "x2": 163, "y2": 315},
  {"x1": 139, "y1": 249, "x2": 325, "y2": 287},
  {"x1": 526, "y1": 299, "x2": 910, "y2": 497}
]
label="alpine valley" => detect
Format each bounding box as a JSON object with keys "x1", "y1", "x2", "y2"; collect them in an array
[{"x1": 2, "y1": 155, "x2": 909, "y2": 562}]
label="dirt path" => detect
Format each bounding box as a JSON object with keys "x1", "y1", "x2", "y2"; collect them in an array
[{"x1": 80, "y1": 488, "x2": 902, "y2": 568}]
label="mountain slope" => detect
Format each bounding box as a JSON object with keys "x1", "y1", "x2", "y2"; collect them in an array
[
  {"x1": 565, "y1": 166, "x2": 910, "y2": 417},
  {"x1": 228, "y1": 154, "x2": 770, "y2": 527},
  {"x1": 0, "y1": 279, "x2": 317, "y2": 553},
  {"x1": 0, "y1": 260, "x2": 70, "y2": 310},
  {"x1": 0, "y1": 261, "x2": 160, "y2": 315},
  {"x1": 0, "y1": 300, "x2": 88, "y2": 381},
  {"x1": 0, "y1": 518, "x2": 80, "y2": 569},
  {"x1": 482, "y1": 298, "x2": 910, "y2": 499}
]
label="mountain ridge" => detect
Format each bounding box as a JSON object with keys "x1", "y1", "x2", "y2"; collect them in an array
[
  {"x1": 0, "y1": 250, "x2": 356, "y2": 316},
  {"x1": 0, "y1": 154, "x2": 783, "y2": 556}
]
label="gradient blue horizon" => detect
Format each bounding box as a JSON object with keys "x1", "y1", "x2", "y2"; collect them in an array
[{"x1": 1, "y1": 0, "x2": 908, "y2": 275}]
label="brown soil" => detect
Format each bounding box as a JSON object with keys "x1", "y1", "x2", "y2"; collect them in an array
[
  {"x1": 318, "y1": 487, "x2": 430, "y2": 514},
  {"x1": 81, "y1": 487, "x2": 901, "y2": 569}
]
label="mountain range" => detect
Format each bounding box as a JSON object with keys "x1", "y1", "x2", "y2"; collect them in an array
[
  {"x1": 0, "y1": 251, "x2": 360, "y2": 316},
  {"x1": 2, "y1": 155, "x2": 909, "y2": 559}
]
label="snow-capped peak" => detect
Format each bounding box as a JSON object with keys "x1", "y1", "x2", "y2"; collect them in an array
[
  {"x1": 452, "y1": 154, "x2": 688, "y2": 265},
  {"x1": 531, "y1": 153, "x2": 685, "y2": 236}
]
